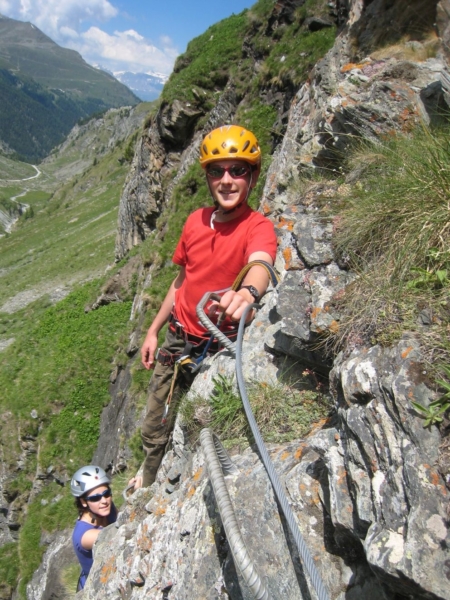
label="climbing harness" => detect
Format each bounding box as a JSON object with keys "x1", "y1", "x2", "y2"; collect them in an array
[
  {"x1": 155, "y1": 347, "x2": 182, "y2": 366},
  {"x1": 159, "y1": 260, "x2": 279, "y2": 426},
  {"x1": 168, "y1": 311, "x2": 237, "y2": 349}
]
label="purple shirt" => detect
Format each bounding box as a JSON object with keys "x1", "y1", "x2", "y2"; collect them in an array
[{"x1": 72, "y1": 504, "x2": 117, "y2": 589}]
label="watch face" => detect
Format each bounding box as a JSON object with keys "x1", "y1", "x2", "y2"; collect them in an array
[{"x1": 242, "y1": 285, "x2": 260, "y2": 301}]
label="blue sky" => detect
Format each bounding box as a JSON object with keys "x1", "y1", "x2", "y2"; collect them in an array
[{"x1": 0, "y1": 0, "x2": 256, "y2": 76}]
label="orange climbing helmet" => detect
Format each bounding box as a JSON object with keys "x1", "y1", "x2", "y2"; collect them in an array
[{"x1": 199, "y1": 125, "x2": 261, "y2": 167}]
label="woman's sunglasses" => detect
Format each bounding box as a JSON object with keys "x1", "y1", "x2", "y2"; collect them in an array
[
  {"x1": 206, "y1": 164, "x2": 251, "y2": 179},
  {"x1": 85, "y1": 488, "x2": 112, "y2": 503}
]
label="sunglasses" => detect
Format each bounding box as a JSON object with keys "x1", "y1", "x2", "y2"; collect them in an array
[
  {"x1": 85, "y1": 488, "x2": 112, "y2": 503},
  {"x1": 206, "y1": 164, "x2": 251, "y2": 179}
]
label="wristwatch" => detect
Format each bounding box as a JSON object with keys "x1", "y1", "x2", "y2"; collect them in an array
[{"x1": 240, "y1": 285, "x2": 261, "y2": 302}]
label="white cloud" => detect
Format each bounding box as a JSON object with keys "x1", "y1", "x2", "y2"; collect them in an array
[
  {"x1": 122, "y1": 29, "x2": 143, "y2": 42},
  {"x1": 0, "y1": 0, "x2": 117, "y2": 38},
  {"x1": 59, "y1": 26, "x2": 79, "y2": 39},
  {"x1": 78, "y1": 27, "x2": 177, "y2": 74},
  {"x1": 0, "y1": 0, "x2": 178, "y2": 75}
]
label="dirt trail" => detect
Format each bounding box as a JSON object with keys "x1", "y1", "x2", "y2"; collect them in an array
[{"x1": 7, "y1": 164, "x2": 41, "y2": 182}]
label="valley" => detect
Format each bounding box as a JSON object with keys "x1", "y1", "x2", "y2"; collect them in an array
[{"x1": 0, "y1": 102, "x2": 154, "y2": 320}]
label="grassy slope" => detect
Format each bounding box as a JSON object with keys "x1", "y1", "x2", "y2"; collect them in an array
[
  {"x1": 0, "y1": 156, "x2": 38, "y2": 179},
  {"x1": 332, "y1": 127, "x2": 450, "y2": 384},
  {"x1": 0, "y1": 104, "x2": 157, "y2": 598},
  {"x1": 0, "y1": 102, "x2": 153, "y2": 312}
]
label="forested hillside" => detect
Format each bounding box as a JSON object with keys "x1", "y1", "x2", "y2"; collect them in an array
[{"x1": 0, "y1": 15, "x2": 139, "y2": 162}]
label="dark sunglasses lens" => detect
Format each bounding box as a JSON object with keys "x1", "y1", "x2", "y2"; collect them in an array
[
  {"x1": 206, "y1": 166, "x2": 225, "y2": 178},
  {"x1": 206, "y1": 165, "x2": 249, "y2": 178},
  {"x1": 86, "y1": 489, "x2": 112, "y2": 502},
  {"x1": 230, "y1": 166, "x2": 249, "y2": 177}
]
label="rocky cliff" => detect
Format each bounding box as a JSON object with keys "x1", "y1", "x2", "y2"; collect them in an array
[{"x1": 28, "y1": 1, "x2": 450, "y2": 599}]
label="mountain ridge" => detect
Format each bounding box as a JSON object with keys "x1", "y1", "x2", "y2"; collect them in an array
[{"x1": 0, "y1": 14, "x2": 140, "y2": 162}]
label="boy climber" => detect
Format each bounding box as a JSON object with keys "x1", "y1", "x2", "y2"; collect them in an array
[{"x1": 132, "y1": 125, "x2": 277, "y2": 489}]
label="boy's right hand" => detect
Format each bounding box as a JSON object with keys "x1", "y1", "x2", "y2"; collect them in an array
[{"x1": 141, "y1": 332, "x2": 158, "y2": 369}]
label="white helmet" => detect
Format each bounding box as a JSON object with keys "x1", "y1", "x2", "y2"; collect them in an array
[{"x1": 70, "y1": 465, "x2": 110, "y2": 497}]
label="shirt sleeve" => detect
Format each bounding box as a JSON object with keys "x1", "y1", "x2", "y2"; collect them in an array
[{"x1": 245, "y1": 215, "x2": 277, "y2": 262}]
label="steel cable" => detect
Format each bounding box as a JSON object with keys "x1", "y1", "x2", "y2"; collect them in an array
[
  {"x1": 235, "y1": 303, "x2": 330, "y2": 600},
  {"x1": 200, "y1": 428, "x2": 270, "y2": 600},
  {"x1": 196, "y1": 264, "x2": 329, "y2": 600}
]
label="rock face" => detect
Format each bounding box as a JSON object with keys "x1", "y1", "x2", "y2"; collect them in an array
[
  {"x1": 26, "y1": 531, "x2": 74, "y2": 600},
  {"x1": 28, "y1": 0, "x2": 450, "y2": 599},
  {"x1": 331, "y1": 341, "x2": 448, "y2": 599}
]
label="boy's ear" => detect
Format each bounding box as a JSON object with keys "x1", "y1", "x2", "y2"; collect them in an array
[{"x1": 250, "y1": 163, "x2": 261, "y2": 188}]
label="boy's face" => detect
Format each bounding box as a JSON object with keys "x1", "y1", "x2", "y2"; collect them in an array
[{"x1": 205, "y1": 159, "x2": 258, "y2": 211}]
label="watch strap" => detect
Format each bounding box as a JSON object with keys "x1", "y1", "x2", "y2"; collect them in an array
[{"x1": 240, "y1": 285, "x2": 260, "y2": 302}]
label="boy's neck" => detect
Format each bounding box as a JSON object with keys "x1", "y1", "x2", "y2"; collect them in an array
[{"x1": 212, "y1": 202, "x2": 249, "y2": 223}]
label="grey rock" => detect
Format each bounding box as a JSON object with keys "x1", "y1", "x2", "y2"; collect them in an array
[
  {"x1": 27, "y1": 529, "x2": 75, "y2": 600},
  {"x1": 305, "y1": 16, "x2": 334, "y2": 31},
  {"x1": 157, "y1": 99, "x2": 203, "y2": 145},
  {"x1": 294, "y1": 214, "x2": 334, "y2": 267}
]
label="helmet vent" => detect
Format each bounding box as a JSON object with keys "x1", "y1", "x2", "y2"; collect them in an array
[
  {"x1": 212, "y1": 148, "x2": 220, "y2": 155},
  {"x1": 202, "y1": 144, "x2": 209, "y2": 155},
  {"x1": 228, "y1": 146, "x2": 238, "y2": 154}
]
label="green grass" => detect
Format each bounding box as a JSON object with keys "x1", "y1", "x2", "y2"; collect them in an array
[
  {"x1": 0, "y1": 543, "x2": 19, "y2": 598},
  {"x1": 258, "y1": 25, "x2": 336, "y2": 89},
  {"x1": 181, "y1": 373, "x2": 332, "y2": 449},
  {"x1": 247, "y1": 0, "x2": 336, "y2": 90},
  {"x1": 0, "y1": 156, "x2": 39, "y2": 179},
  {"x1": 335, "y1": 127, "x2": 450, "y2": 281},
  {"x1": 60, "y1": 562, "x2": 81, "y2": 598},
  {"x1": 162, "y1": 13, "x2": 249, "y2": 106},
  {"x1": 0, "y1": 284, "x2": 133, "y2": 467},
  {"x1": 331, "y1": 124, "x2": 450, "y2": 413}
]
